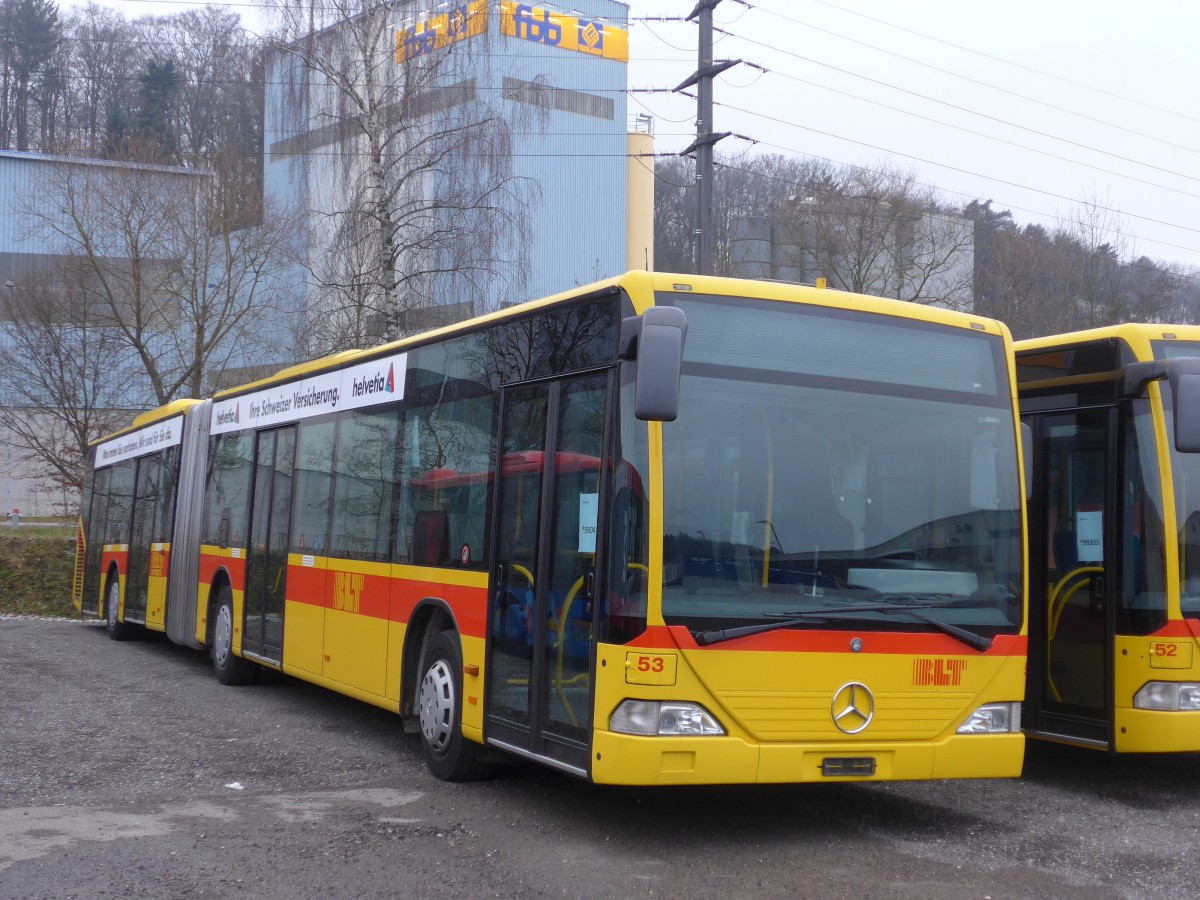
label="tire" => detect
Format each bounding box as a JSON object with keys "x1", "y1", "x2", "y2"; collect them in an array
[
  {"x1": 418, "y1": 630, "x2": 490, "y2": 781},
  {"x1": 105, "y1": 574, "x2": 133, "y2": 641},
  {"x1": 212, "y1": 584, "x2": 256, "y2": 685}
]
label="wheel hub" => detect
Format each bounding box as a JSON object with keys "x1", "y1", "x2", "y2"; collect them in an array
[
  {"x1": 419, "y1": 659, "x2": 455, "y2": 753},
  {"x1": 214, "y1": 605, "x2": 232, "y2": 666}
]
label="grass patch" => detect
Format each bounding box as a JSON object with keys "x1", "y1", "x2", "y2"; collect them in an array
[{"x1": 0, "y1": 532, "x2": 79, "y2": 617}]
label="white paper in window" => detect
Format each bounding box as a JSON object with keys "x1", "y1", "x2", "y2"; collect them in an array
[
  {"x1": 1076, "y1": 510, "x2": 1103, "y2": 562},
  {"x1": 578, "y1": 493, "x2": 598, "y2": 553}
]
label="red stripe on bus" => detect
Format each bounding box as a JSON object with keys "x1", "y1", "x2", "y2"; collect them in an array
[
  {"x1": 1153, "y1": 619, "x2": 1200, "y2": 639},
  {"x1": 100, "y1": 548, "x2": 128, "y2": 575},
  {"x1": 198, "y1": 551, "x2": 246, "y2": 591},
  {"x1": 393, "y1": 581, "x2": 488, "y2": 638},
  {"x1": 283, "y1": 566, "x2": 488, "y2": 639}
]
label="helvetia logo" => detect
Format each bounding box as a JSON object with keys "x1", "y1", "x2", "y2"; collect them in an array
[
  {"x1": 215, "y1": 403, "x2": 240, "y2": 426},
  {"x1": 351, "y1": 363, "x2": 396, "y2": 399}
]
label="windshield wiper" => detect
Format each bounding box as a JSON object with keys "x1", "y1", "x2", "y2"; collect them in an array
[
  {"x1": 694, "y1": 603, "x2": 928, "y2": 647},
  {"x1": 693, "y1": 601, "x2": 993, "y2": 651},
  {"x1": 870, "y1": 608, "x2": 992, "y2": 652}
]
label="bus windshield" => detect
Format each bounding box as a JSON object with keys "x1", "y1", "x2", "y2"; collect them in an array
[
  {"x1": 660, "y1": 294, "x2": 1023, "y2": 638},
  {"x1": 1153, "y1": 341, "x2": 1200, "y2": 615}
]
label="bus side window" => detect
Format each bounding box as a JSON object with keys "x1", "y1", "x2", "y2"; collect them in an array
[
  {"x1": 105, "y1": 459, "x2": 136, "y2": 544},
  {"x1": 606, "y1": 477, "x2": 648, "y2": 645}
]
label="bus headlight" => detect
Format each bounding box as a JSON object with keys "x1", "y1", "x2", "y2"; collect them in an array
[
  {"x1": 1134, "y1": 682, "x2": 1200, "y2": 710},
  {"x1": 957, "y1": 702, "x2": 1021, "y2": 734},
  {"x1": 610, "y1": 700, "x2": 726, "y2": 736}
]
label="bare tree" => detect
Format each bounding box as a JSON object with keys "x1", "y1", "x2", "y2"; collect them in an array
[
  {"x1": 652, "y1": 155, "x2": 695, "y2": 274},
  {"x1": 0, "y1": 275, "x2": 137, "y2": 503},
  {"x1": 975, "y1": 221, "x2": 1060, "y2": 339},
  {"x1": 1051, "y1": 192, "x2": 1136, "y2": 330},
  {"x1": 716, "y1": 153, "x2": 832, "y2": 277},
  {"x1": 653, "y1": 152, "x2": 834, "y2": 276},
  {"x1": 775, "y1": 163, "x2": 973, "y2": 307},
  {"x1": 267, "y1": 0, "x2": 532, "y2": 351},
  {"x1": 59, "y1": 4, "x2": 135, "y2": 154},
  {"x1": 23, "y1": 153, "x2": 299, "y2": 406}
]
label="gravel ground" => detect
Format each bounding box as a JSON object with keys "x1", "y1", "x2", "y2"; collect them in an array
[{"x1": 2, "y1": 616, "x2": 1198, "y2": 899}]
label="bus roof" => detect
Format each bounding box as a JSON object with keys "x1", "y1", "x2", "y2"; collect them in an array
[
  {"x1": 90, "y1": 398, "x2": 203, "y2": 448},
  {"x1": 1015, "y1": 323, "x2": 1200, "y2": 362},
  {"x1": 208, "y1": 271, "x2": 1011, "y2": 405}
]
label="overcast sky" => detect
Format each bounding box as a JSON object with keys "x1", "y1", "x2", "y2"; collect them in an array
[
  {"x1": 69, "y1": 0, "x2": 1200, "y2": 269},
  {"x1": 628, "y1": 0, "x2": 1200, "y2": 270}
]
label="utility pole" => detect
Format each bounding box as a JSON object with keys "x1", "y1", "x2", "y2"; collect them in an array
[{"x1": 675, "y1": 0, "x2": 737, "y2": 276}]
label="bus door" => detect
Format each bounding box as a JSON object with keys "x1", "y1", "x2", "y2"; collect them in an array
[
  {"x1": 243, "y1": 425, "x2": 297, "y2": 663},
  {"x1": 1024, "y1": 407, "x2": 1117, "y2": 746},
  {"x1": 486, "y1": 372, "x2": 610, "y2": 776},
  {"x1": 80, "y1": 466, "x2": 111, "y2": 616},
  {"x1": 124, "y1": 452, "x2": 162, "y2": 624}
]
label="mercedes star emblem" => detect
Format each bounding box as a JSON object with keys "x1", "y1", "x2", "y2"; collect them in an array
[{"x1": 831, "y1": 681, "x2": 875, "y2": 734}]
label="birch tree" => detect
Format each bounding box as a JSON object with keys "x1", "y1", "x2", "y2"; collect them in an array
[{"x1": 267, "y1": 0, "x2": 531, "y2": 350}]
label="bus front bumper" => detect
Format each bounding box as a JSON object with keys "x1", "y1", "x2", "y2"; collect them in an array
[{"x1": 589, "y1": 730, "x2": 1024, "y2": 785}]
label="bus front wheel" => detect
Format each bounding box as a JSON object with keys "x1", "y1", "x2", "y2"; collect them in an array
[
  {"x1": 418, "y1": 630, "x2": 490, "y2": 782},
  {"x1": 212, "y1": 585, "x2": 255, "y2": 686}
]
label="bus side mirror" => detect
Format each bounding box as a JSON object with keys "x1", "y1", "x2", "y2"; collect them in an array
[
  {"x1": 1169, "y1": 369, "x2": 1200, "y2": 453},
  {"x1": 1124, "y1": 357, "x2": 1200, "y2": 453},
  {"x1": 625, "y1": 307, "x2": 688, "y2": 422}
]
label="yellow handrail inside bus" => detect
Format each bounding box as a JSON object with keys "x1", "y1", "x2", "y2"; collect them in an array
[
  {"x1": 511, "y1": 564, "x2": 535, "y2": 590},
  {"x1": 1048, "y1": 566, "x2": 1104, "y2": 640},
  {"x1": 1046, "y1": 565, "x2": 1104, "y2": 703},
  {"x1": 555, "y1": 574, "x2": 588, "y2": 727}
]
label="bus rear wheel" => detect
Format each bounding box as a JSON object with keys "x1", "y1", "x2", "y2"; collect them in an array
[
  {"x1": 105, "y1": 575, "x2": 132, "y2": 641},
  {"x1": 418, "y1": 630, "x2": 490, "y2": 782},
  {"x1": 212, "y1": 585, "x2": 256, "y2": 685}
]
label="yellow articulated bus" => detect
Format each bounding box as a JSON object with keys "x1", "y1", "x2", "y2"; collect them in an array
[
  {"x1": 1016, "y1": 324, "x2": 1200, "y2": 752},
  {"x1": 76, "y1": 271, "x2": 1027, "y2": 784}
]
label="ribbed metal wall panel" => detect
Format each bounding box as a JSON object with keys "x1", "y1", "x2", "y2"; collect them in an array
[{"x1": 498, "y1": 0, "x2": 629, "y2": 303}]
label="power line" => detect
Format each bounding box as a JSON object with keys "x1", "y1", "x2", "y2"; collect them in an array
[
  {"x1": 713, "y1": 66, "x2": 1200, "y2": 205},
  {"x1": 639, "y1": 80, "x2": 1200, "y2": 256},
  {"x1": 716, "y1": 26, "x2": 1200, "y2": 187},
  {"x1": 706, "y1": 94, "x2": 1200, "y2": 238},
  {"x1": 733, "y1": 0, "x2": 1200, "y2": 160},
  {"x1": 794, "y1": 0, "x2": 1200, "y2": 129},
  {"x1": 708, "y1": 134, "x2": 1200, "y2": 263}
]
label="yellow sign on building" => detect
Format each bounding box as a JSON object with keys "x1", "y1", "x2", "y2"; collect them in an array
[
  {"x1": 395, "y1": 0, "x2": 488, "y2": 63},
  {"x1": 500, "y1": 2, "x2": 628, "y2": 62}
]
